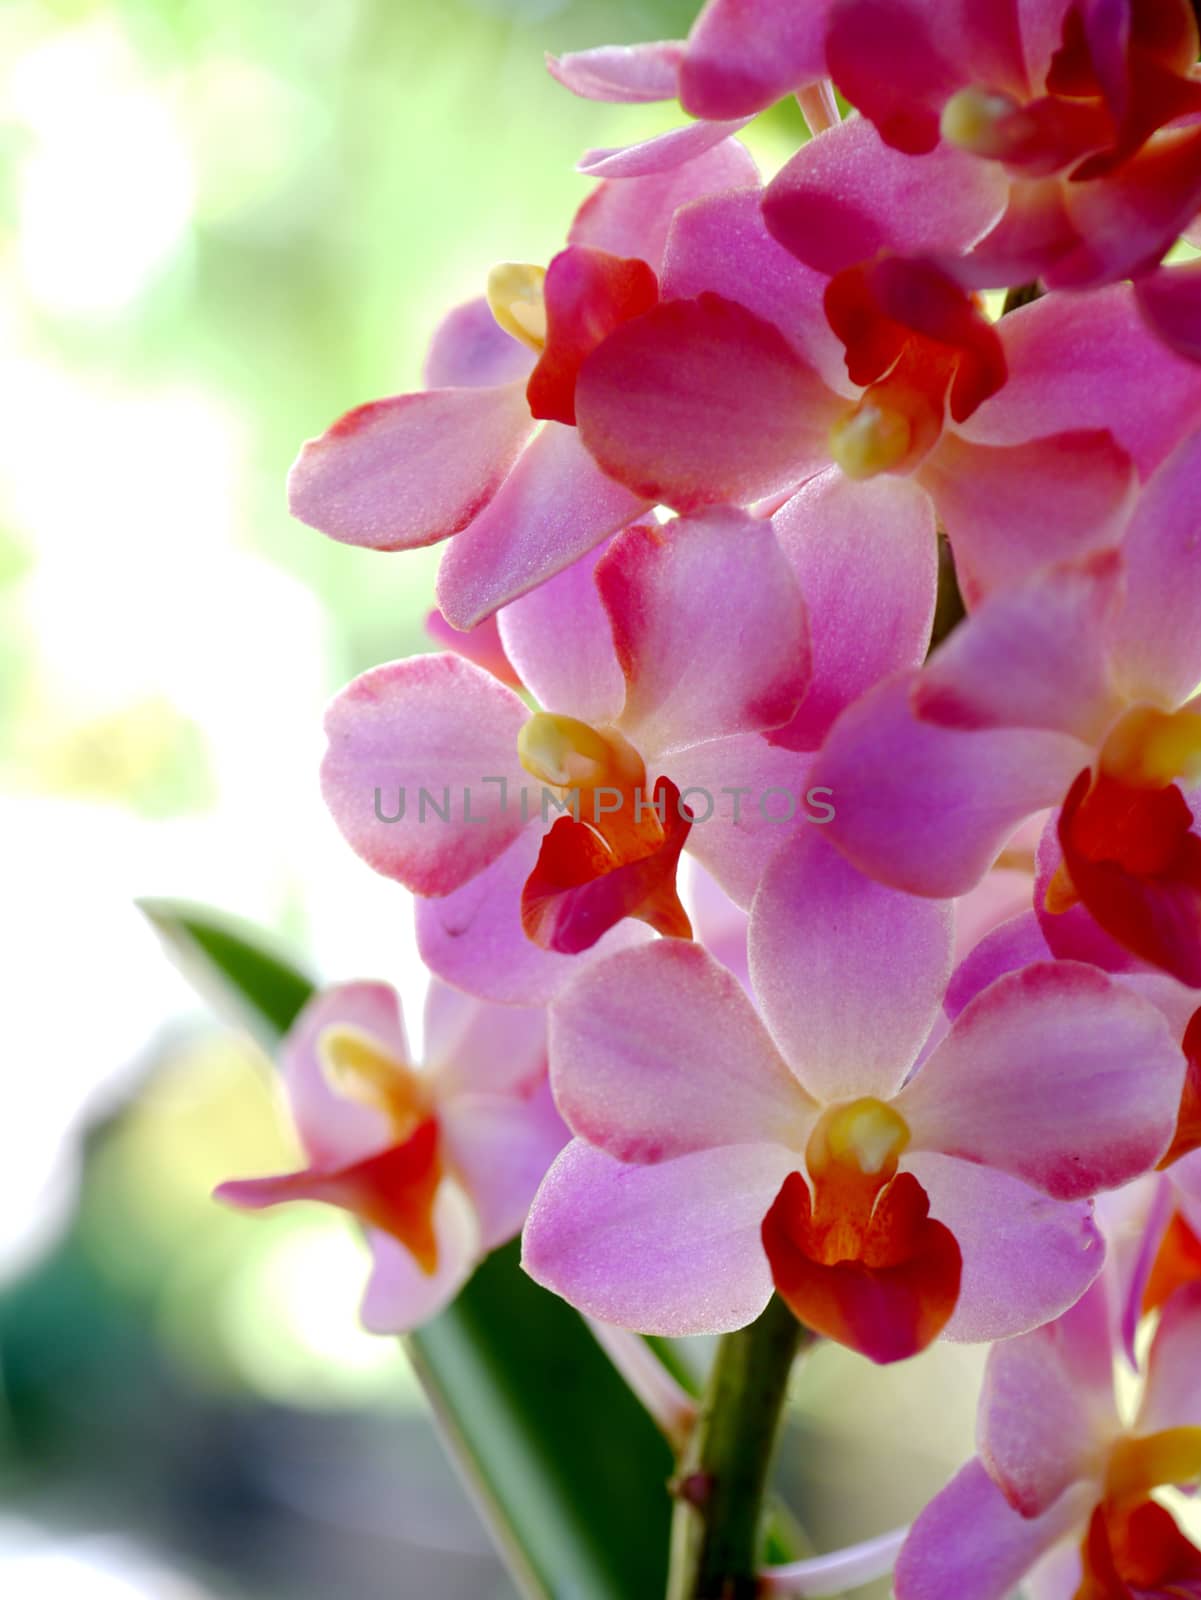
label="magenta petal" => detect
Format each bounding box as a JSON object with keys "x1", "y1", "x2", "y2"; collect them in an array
[
  {"x1": 1108, "y1": 430, "x2": 1201, "y2": 708},
  {"x1": 570, "y1": 138, "x2": 759, "y2": 272},
  {"x1": 549, "y1": 940, "x2": 814, "y2": 1162},
  {"x1": 907, "y1": 1154, "x2": 1105, "y2": 1345},
  {"x1": 289, "y1": 381, "x2": 535, "y2": 552},
  {"x1": 416, "y1": 830, "x2": 649, "y2": 1007},
  {"x1": 440, "y1": 1083, "x2": 567, "y2": 1252},
  {"x1": 770, "y1": 470, "x2": 937, "y2": 752},
  {"x1": 945, "y1": 913, "x2": 1051, "y2": 1022},
  {"x1": 422, "y1": 297, "x2": 534, "y2": 389},
  {"x1": 680, "y1": 0, "x2": 834, "y2": 118},
  {"x1": 422, "y1": 979, "x2": 546, "y2": 1098},
  {"x1": 964, "y1": 285, "x2": 1201, "y2": 478},
  {"x1": 360, "y1": 1193, "x2": 480, "y2": 1334},
  {"x1": 577, "y1": 119, "x2": 751, "y2": 180},
  {"x1": 434, "y1": 422, "x2": 648, "y2": 629},
  {"x1": 894, "y1": 1459, "x2": 1088, "y2": 1600},
  {"x1": 521, "y1": 1139, "x2": 789, "y2": 1335},
  {"x1": 812, "y1": 677, "x2": 1086, "y2": 898},
  {"x1": 750, "y1": 829, "x2": 953, "y2": 1103},
  {"x1": 1137, "y1": 1280, "x2": 1201, "y2": 1433},
  {"x1": 575, "y1": 292, "x2": 838, "y2": 511},
  {"x1": 918, "y1": 430, "x2": 1135, "y2": 608},
  {"x1": 498, "y1": 538, "x2": 625, "y2": 727},
  {"x1": 281, "y1": 982, "x2": 408, "y2": 1167},
  {"x1": 898, "y1": 961, "x2": 1182, "y2": 1200},
  {"x1": 599, "y1": 508, "x2": 810, "y2": 753},
  {"x1": 1137, "y1": 259, "x2": 1201, "y2": 364},
  {"x1": 424, "y1": 608, "x2": 520, "y2": 686},
  {"x1": 320, "y1": 654, "x2": 530, "y2": 896},
  {"x1": 978, "y1": 1284, "x2": 1117, "y2": 1516},
  {"x1": 546, "y1": 40, "x2": 685, "y2": 104},
  {"x1": 763, "y1": 116, "x2": 1006, "y2": 276},
  {"x1": 916, "y1": 550, "x2": 1124, "y2": 741}
]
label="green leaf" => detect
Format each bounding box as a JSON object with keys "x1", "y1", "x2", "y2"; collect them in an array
[{"x1": 140, "y1": 898, "x2": 674, "y2": 1599}]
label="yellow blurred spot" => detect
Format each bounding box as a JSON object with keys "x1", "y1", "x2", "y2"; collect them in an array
[
  {"x1": 1100, "y1": 704, "x2": 1201, "y2": 789},
  {"x1": 940, "y1": 87, "x2": 1025, "y2": 159},
  {"x1": 317, "y1": 1025, "x2": 426, "y2": 1141}
]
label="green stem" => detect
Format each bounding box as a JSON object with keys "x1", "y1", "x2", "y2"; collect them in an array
[{"x1": 666, "y1": 1297, "x2": 807, "y2": 1600}]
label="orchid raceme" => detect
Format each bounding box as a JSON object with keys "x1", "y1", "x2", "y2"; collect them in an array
[
  {"x1": 523, "y1": 831, "x2": 1185, "y2": 1361},
  {"x1": 216, "y1": 977, "x2": 565, "y2": 1331},
  {"x1": 141, "y1": 1, "x2": 1201, "y2": 1595}
]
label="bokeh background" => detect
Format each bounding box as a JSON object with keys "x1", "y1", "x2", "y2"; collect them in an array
[{"x1": 0, "y1": 2, "x2": 987, "y2": 1594}]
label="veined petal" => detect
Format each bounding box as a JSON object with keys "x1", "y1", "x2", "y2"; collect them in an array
[
  {"x1": 599, "y1": 508, "x2": 810, "y2": 755},
  {"x1": 575, "y1": 292, "x2": 839, "y2": 512},
  {"x1": 435, "y1": 421, "x2": 648, "y2": 629},
  {"x1": 320, "y1": 654, "x2": 530, "y2": 896},
  {"x1": 898, "y1": 962, "x2": 1182, "y2": 1199},
  {"x1": 440, "y1": 1083, "x2": 567, "y2": 1251},
  {"x1": 546, "y1": 40, "x2": 685, "y2": 104},
  {"x1": 498, "y1": 538, "x2": 625, "y2": 727},
  {"x1": 918, "y1": 431, "x2": 1135, "y2": 608},
  {"x1": 907, "y1": 1154, "x2": 1104, "y2": 1344},
  {"x1": 945, "y1": 912, "x2": 1052, "y2": 1022},
  {"x1": 521, "y1": 1139, "x2": 791, "y2": 1335},
  {"x1": 288, "y1": 381, "x2": 534, "y2": 551},
  {"x1": 749, "y1": 829, "x2": 953, "y2": 1102},
  {"x1": 422, "y1": 979, "x2": 545, "y2": 1099},
  {"x1": 577, "y1": 119, "x2": 751, "y2": 180},
  {"x1": 763, "y1": 116, "x2": 1006, "y2": 276},
  {"x1": 679, "y1": 0, "x2": 834, "y2": 119},
  {"x1": 894, "y1": 1459, "x2": 1091, "y2": 1600},
  {"x1": 549, "y1": 939, "x2": 816, "y2": 1162},
  {"x1": 770, "y1": 471, "x2": 938, "y2": 752},
  {"x1": 1137, "y1": 1281, "x2": 1201, "y2": 1435},
  {"x1": 812, "y1": 676, "x2": 1087, "y2": 898},
  {"x1": 916, "y1": 550, "x2": 1125, "y2": 742},
  {"x1": 422, "y1": 296, "x2": 534, "y2": 389}
]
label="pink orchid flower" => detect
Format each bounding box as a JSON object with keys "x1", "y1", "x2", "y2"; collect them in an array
[
  {"x1": 824, "y1": 0, "x2": 1201, "y2": 297},
  {"x1": 812, "y1": 428, "x2": 1201, "y2": 985},
  {"x1": 896, "y1": 1276, "x2": 1201, "y2": 1600},
  {"x1": 569, "y1": 175, "x2": 1151, "y2": 605},
  {"x1": 216, "y1": 978, "x2": 565, "y2": 1332},
  {"x1": 286, "y1": 139, "x2": 756, "y2": 629},
  {"x1": 522, "y1": 829, "x2": 1184, "y2": 1363}
]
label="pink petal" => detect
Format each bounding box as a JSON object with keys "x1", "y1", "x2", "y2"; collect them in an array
[
  {"x1": 963, "y1": 285, "x2": 1201, "y2": 478},
  {"x1": 661, "y1": 186, "x2": 844, "y2": 384},
  {"x1": 906, "y1": 1155, "x2": 1105, "y2": 1345},
  {"x1": 1108, "y1": 429, "x2": 1201, "y2": 707},
  {"x1": 569, "y1": 137, "x2": 760, "y2": 271},
  {"x1": 1137, "y1": 259, "x2": 1201, "y2": 364},
  {"x1": 546, "y1": 40, "x2": 685, "y2": 103},
  {"x1": 320, "y1": 654, "x2": 530, "y2": 896},
  {"x1": 1137, "y1": 1280, "x2": 1201, "y2": 1435},
  {"x1": 416, "y1": 829, "x2": 650, "y2": 1007},
  {"x1": 894, "y1": 1459, "x2": 1089, "y2": 1600},
  {"x1": 288, "y1": 381, "x2": 535, "y2": 551},
  {"x1": 811, "y1": 676, "x2": 1087, "y2": 897},
  {"x1": 423, "y1": 608, "x2": 521, "y2": 687},
  {"x1": 599, "y1": 508, "x2": 810, "y2": 755},
  {"x1": 422, "y1": 296, "x2": 534, "y2": 389},
  {"x1": 521, "y1": 1139, "x2": 791, "y2": 1334},
  {"x1": 440, "y1": 1082, "x2": 568, "y2": 1251},
  {"x1": 916, "y1": 549, "x2": 1125, "y2": 741},
  {"x1": 434, "y1": 421, "x2": 648, "y2": 629},
  {"x1": 977, "y1": 1282, "x2": 1118, "y2": 1516},
  {"x1": 575, "y1": 292, "x2": 839, "y2": 511},
  {"x1": 827, "y1": 0, "x2": 1028, "y2": 155},
  {"x1": 281, "y1": 981, "x2": 408, "y2": 1166},
  {"x1": 421, "y1": 979, "x2": 546, "y2": 1098},
  {"x1": 769, "y1": 470, "x2": 938, "y2": 752},
  {"x1": 548, "y1": 939, "x2": 815, "y2": 1161},
  {"x1": 763, "y1": 116, "x2": 1006, "y2": 276},
  {"x1": 680, "y1": 0, "x2": 834, "y2": 119},
  {"x1": 665, "y1": 734, "x2": 820, "y2": 906},
  {"x1": 497, "y1": 537, "x2": 624, "y2": 726},
  {"x1": 577, "y1": 119, "x2": 751, "y2": 181},
  {"x1": 945, "y1": 912, "x2": 1052, "y2": 1022},
  {"x1": 749, "y1": 829, "x2": 953, "y2": 1102},
  {"x1": 918, "y1": 430, "x2": 1136, "y2": 608},
  {"x1": 360, "y1": 1187, "x2": 480, "y2": 1334},
  {"x1": 898, "y1": 961, "x2": 1183, "y2": 1199}
]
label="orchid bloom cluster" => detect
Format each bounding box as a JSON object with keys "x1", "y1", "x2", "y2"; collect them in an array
[{"x1": 218, "y1": 1, "x2": 1201, "y2": 1594}]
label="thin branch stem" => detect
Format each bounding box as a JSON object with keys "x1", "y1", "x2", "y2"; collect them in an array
[
  {"x1": 666, "y1": 1296, "x2": 808, "y2": 1600},
  {"x1": 588, "y1": 1320, "x2": 698, "y2": 1450}
]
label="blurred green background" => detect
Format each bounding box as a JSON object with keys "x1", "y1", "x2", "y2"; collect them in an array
[{"x1": 0, "y1": 2, "x2": 983, "y2": 1594}]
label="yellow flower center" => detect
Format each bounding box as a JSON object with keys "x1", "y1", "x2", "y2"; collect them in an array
[
  {"x1": 1099, "y1": 704, "x2": 1201, "y2": 791},
  {"x1": 806, "y1": 1097, "x2": 911, "y2": 1181},
  {"x1": 517, "y1": 712, "x2": 644, "y2": 793},
  {"x1": 940, "y1": 87, "x2": 1030, "y2": 159},
  {"x1": 317, "y1": 1025, "x2": 427, "y2": 1143},
  {"x1": 1106, "y1": 1428, "x2": 1201, "y2": 1509},
  {"x1": 486, "y1": 261, "x2": 548, "y2": 351},
  {"x1": 829, "y1": 403, "x2": 913, "y2": 481}
]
